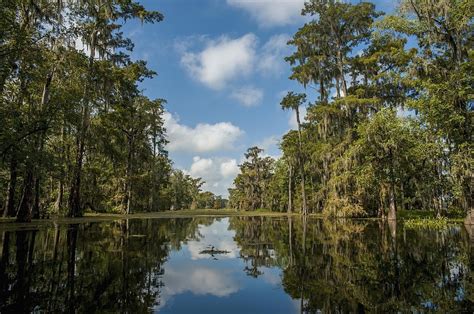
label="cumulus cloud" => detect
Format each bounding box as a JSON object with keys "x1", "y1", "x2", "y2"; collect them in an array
[
  {"x1": 180, "y1": 34, "x2": 257, "y2": 89},
  {"x1": 227, "y1": 0, "x2": 306, "y2": 27},
  {"x1": 254, "y1": 135, "x2": 281, "y2": 160},
  {"x1": 260, "y1": 267, "x2": 281, "y2": 286},
  {"x1": 188, "y1": 156, "x2": 240, "y2": 196},
  {"x1": 257, "y1": 135, "x2": 279, "y2": 151},
  {"x1": 220, "y1": 159, "x2": 239, "y2": 178},
  {"x1": 153, "y1": 219, "x2": 242, "y2": 311},
  {"x1": 164, "y1": 112, "x2": 243, "y2": 153},
  {"x1": 178, "y1": 34, "x2": 291, "y2": 90},
  {"x1": 258, "y1": 34, "x2": 292, "y2": 76},
  {"x1": 163, "y1": 265, "x2": 239, "y2": 297},
  {"x1": 231, "y1": 86, "x2": 264, "y2": 107},
  {"x1": 186, "y1": 218, "x2": 239, "y2": 260},
  {"x1": 190, "y1": 156, "x2": 215, "y2": 177}
]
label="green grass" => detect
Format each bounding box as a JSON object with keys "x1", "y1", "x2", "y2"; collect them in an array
[
  {"x1": 0, "y1": 208, "x2": 295, "y2": 226},
  {"x1": 397, "y1": 210, "x2": 435, "y2": 220},
  {"x1": 404, "y1": 217, "x2": 451, "y2": 229},
  {"x1": 0, "y1": 208, "x2": 465, "y2": 226},
  {"x1": 398, "y1": 209, "x2": 466, "y2": 230},
  {"x1": 398, "y1": 209, "x2": 465, "y2": 219},
  {"x1": 0, "y1": 208, "x2": 328, "y2": 228}
]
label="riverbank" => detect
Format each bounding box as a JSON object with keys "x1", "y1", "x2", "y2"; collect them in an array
[
  {"x1": 0, "y1": 209, "x2": 305, "y2": 227},
  {"x1": 0, "y1": 209, "x2": 465, "y2": 227}
]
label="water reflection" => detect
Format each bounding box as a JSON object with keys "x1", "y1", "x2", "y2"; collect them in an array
[{"x1": 0, "y1": 217, "x2": 472, "y2": 313}]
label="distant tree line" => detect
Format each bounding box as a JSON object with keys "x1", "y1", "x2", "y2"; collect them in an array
[
  {"x1": 0, "y1": 0, "x2": 225, "y2": 222},
  {"x1": 229, "y1": 0, "x2": 473, "y2": 219}
]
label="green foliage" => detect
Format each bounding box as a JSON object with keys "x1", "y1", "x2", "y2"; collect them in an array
[
  {"x1": 0, "y1": 1, "x2": 225, "y2": 221},
  {"x1": 231, "y1": 0, "x2": 473, "y2": 218},
  {"x1": 404, "y1": 217, "x2": 449, "y2": 230},
  {"x1": 229, "y1": 216, "x2": 471, "y2": 312},
  {"x1": 228, "y1": 147, "x2": 275, "y2": 211}
]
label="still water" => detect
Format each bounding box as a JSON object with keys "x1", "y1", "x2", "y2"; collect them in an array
[{"x1": 0, "y1": 216, "x2": 472, "y2": 313}]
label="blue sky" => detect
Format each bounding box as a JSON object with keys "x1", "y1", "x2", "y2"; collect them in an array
[{"x1": 122, "y1": 0, "x2": 398, "y2": 196}]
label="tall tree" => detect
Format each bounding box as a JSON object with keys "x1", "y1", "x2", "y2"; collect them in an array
[{"x1": 281, "y1": 92, "x2": 308, "y2": 215}]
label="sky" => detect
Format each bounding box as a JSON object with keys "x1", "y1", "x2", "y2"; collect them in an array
[{"x1": 122, "y1": 0, "x2": 398, "y2": 197}]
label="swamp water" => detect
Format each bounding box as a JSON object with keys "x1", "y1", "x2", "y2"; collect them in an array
[{"x1": 0, "y1": 216, "x2": 472, "y2": 313}]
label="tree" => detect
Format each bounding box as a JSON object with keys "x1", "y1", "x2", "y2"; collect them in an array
[
  {"x1": 67, "y1": 0, "x2": 164, "y2": 218},
  {"x1": 281, "y1": 92, "x2": 308, "y2": 215},
  {"x1": 0, "y1": 1, "x2": 185, "y2": 221},
  {"x1": 229, "y1": 147, "x2": 274, "y2": 211},
  {"x1": 253, "y1": 0, "x2": 472, "y2": 218}
]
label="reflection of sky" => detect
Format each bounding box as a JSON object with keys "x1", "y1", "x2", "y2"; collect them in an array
[
  {"x1": 155, "y1": 218, "x2": 297, "y2": 314},
  {"x1": 186, "y1": 218, "x2": 239, "y2": 260}
]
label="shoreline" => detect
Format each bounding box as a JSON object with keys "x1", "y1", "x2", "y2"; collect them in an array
[{"x1": 0, "y1": 209, "x2": 465, "y2": 228}]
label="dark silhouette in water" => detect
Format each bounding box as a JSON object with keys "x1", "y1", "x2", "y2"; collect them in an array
[{"x1": 199, "y1": 245, "x2": 230, "y2": 257}]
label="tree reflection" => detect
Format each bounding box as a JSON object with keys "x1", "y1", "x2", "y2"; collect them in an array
[
  {"x1": 230, "y1": 216, "x2": 473, "y2": 312},
  {"x1": 0, "y1": 217, "x2": 472, "y2": 312},
  {"x1": 0, "y1": 218, "x2": 205, "y2": 312}
]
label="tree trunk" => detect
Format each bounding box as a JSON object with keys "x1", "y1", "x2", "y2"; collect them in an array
[
  {"x1": 319, "y1": 77, "x2": 325, "y2": 102},
  {"x1": 387, "y1": 184, "x2": 397, "y2": 220},
  {"x1": 68, "y1": 105, "x2": 88, "y2": 217},
  {"x1": 387, "y1": 149, "x2": 397, "y2": 220},
  {"x1": 295, "y1": 107, "x2": 308, "y2": 215},
  {"x1": 336, "y1": 49, "x2": 347, "y2": 97},
  {"x1": 400, "y1": 181, "x2": 405, "y2": 212},
  {"x1": 288, "y1": 163, "x2": 292, "y2": 213},
  {"x1": 436, "y1": 160, "x2": 445, "y2": 217},
  {"x1": 16, "y1": 168, "x2": 34, "y2": 222},
  {"x1": 3, "y1": 157, "x2": 18, "y2": 217},
  {"x1": 54, "y1": 122, "x2": 66, "y2": 212},
  {"x1": 32, "y1": 176, "x2": 40, "y2": 219},
  {"x1": 465, "y1": 209, "x2": 474, "y2": 226},
  {"x1": 30, "y1": 68, "x2": 54, "y2": 220},
  {"x1": 123, "y1": 136, "x2": 134, "y2": 214},
  {"x1": 55, "y1": 180, "x2": 64, "y2": 213},
  {"x1": 68, "y1": 32, "x2": 96, "y2": 218}
]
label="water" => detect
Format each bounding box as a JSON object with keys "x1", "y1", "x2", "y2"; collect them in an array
[{"x1": 0, "y1": 216, "x2": 472, "y2": 313}]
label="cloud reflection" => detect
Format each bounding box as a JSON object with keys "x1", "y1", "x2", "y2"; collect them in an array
[
  {"x1": 155, "y1": 218, "x2": 242, "y2": 310},
  {"x1": 186, "y1": 218, "x2": 239, "y2": 260}
]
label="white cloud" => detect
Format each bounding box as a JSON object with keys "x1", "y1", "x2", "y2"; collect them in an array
[
  {"x1": 288, "y1": 106, "x2": 307, "y2": 129},
  {"x1": 174, "y1": 34, "x2": 209, "y2": 54},
  {"x1": 163, "y1": 266, "x2": 239, "y2": 297},
  {"x1": 178, "y1": 34, "x2": 291, "y2": 90},
  {"x1": 164, "y1": 112, "x2": 244, "y2": 153},
  {"x1": 257, "y1": 135, "x2": 279, "y2": 152},
  {"x1": 186, "y1": 218, "x2": 239, "y2": 260},
  {"x1": 180, "y1": 34, "x2": 257, "y2": 89},
  {"x1": 188, "y1": 156, "x2": 240, "y2": 196},
  {"x1": 231, "y1": 86, "x2": 264, "y2": 107},
  {"x1": 227, "y1": 0, "x2": 306, "y2": 27},
  {"x1": 157, "y1": 263, "x2": 239, "y2": 310},
  {"x1": 255, "y1": 135, "x2": 281, "y2": 160},
  {"x1": 258, "y1": 34, "x2": 292, "y2": 76},
  {"x1": 220, "y1": 159, "x2": 239, "y2": 178},
  {"x1": 154, "y1": 219, "x2": 241, "y2": 310},
  {"x1": 260, "y1": 267, "x2": 282, "y2": 286},
  {"x1": 190, "y1": 156, "x2": 214, "y2": 177}
]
